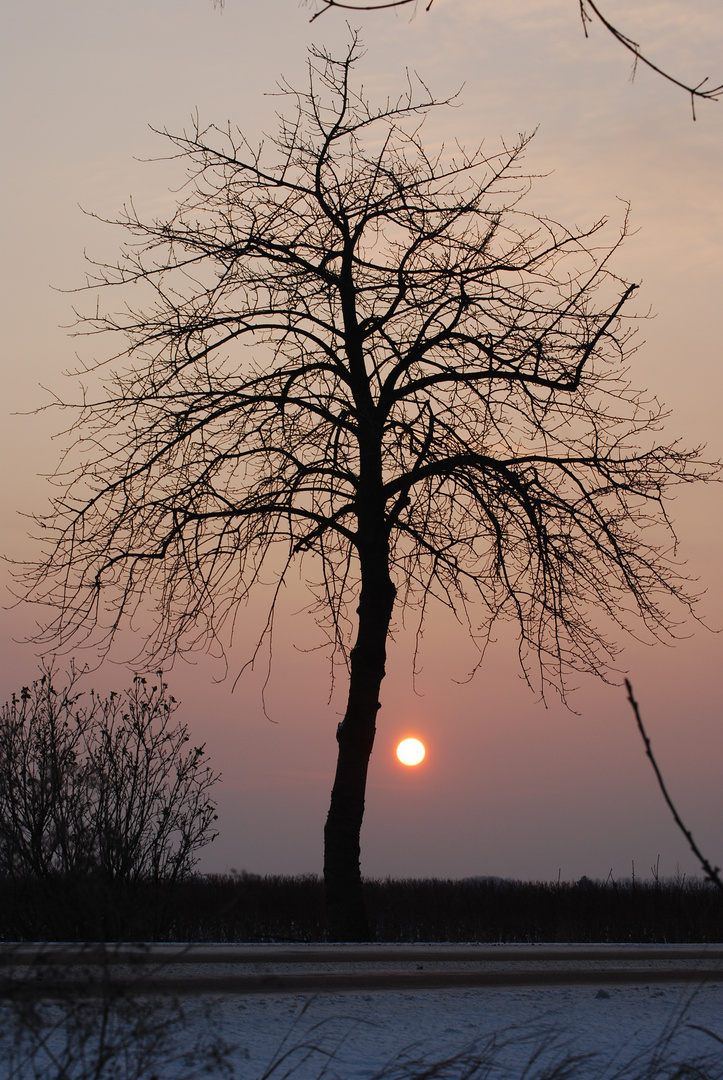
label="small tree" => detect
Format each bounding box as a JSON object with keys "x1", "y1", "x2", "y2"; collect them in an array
[
  {"x1": 0, "y1": 667, "x2": 219, "y2": 891},
  {"x1": 21, "y1": 37, "x2": 716, "y2": 938}
]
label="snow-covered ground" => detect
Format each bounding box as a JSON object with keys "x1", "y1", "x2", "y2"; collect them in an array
[
  {"x1": 202, "y1": 981, "x2": 723, "y2": 1079},
  {"x1": 3, "y1": 950, "x2": 723, "y2": 1079}
]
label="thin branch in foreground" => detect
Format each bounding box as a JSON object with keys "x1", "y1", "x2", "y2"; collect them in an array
[
  {"x1": 626, "y1": 679, "x2": 723, "y2": 892},
  {"x1": 308, "y1": 0, "x2": 723, "y2": 116},
  {"x1": 581, "y1": 1, "x2": 723, "y2": 119},
  {"x1": 309, "y1": 0, "x2": 431, "y2": 20}
]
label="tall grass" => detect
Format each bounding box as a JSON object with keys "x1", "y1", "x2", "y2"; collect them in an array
[
  {"x1": 0, "y1": 943, "x2": 233, "y2": 1079},
  {"x1": 4, "y1": 971, "x2": 721, "y2": 1080}
]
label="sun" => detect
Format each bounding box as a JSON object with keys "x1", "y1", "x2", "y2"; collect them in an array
[{"x1": 396, "y1": 738, "x2": 425, "y2": 766}]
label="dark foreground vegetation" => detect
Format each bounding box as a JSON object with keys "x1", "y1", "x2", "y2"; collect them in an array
[{"x1": 1, "y1": 872, "x2": 721, "y2": 943}]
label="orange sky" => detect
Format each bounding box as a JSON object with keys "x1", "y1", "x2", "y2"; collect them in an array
[{"x1": 1, "y1": 0, "x2": 722, "y2": 883}]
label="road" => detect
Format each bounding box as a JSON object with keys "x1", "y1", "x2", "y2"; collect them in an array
[{"x1": 2, "y1": 942, "x2": 722, "y2": 994}]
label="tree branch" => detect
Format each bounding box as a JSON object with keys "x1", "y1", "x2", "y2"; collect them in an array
[
  {"x1": 581, "y1": 1, "x2": 722, "y2": 118},
  {"x1": 307, "y1": 0, "x2": 723, "y2": 115},
  {"x1": 626, "y1": 679, "x2": 723, "y2": 891}
]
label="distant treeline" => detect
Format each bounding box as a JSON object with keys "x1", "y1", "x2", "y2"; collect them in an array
[{"x1": 1, "y1": 873, "x2": 721, "y2": 943}]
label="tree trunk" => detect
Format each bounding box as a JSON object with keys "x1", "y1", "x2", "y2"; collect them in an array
[{"x1": 323, "y1": 552, "x2": 395, "y2": 941}]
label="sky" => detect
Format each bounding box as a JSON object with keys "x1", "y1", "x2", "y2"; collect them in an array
[{"x1": 1, "y1": 0, "x2": 722, "y2": 885}]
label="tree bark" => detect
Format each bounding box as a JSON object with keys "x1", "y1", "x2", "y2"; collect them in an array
[{"x1": 323, "y1": 543, "x2": 395, "y2": 941}]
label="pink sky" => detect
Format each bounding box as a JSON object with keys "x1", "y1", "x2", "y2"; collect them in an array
[{"x1": 1, "y1": 0, "x2": 722, "y2": 883}]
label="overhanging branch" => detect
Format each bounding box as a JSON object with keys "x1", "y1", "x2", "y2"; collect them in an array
[
  {"x1": 308, "y1": 0, "x2": 722, "y2": 115},
  {"x1": 626, "y1": 680, "x2": 723, "y2": 891}
]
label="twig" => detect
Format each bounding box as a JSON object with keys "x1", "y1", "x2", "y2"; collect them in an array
[
  {"x1": 309, "y1": 1, "x2": 723, "y2": 116},
  {"x1": 626, "y1": 679, "x2": 723, "y2": 892},
  {"x1": 581, "y1": 1, "x2": 723, "y2": 119},
  {"x1": 310, "y1": 0, "x2": 432, "y2": 20}
]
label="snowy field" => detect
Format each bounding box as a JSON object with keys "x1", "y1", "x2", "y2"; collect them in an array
[
  {"x1": 201, "y1": 981, "x2": 723, "y2": 1079},
  {"x1": 3, "y1": 950, "x2": 723, "y2": 1079}
]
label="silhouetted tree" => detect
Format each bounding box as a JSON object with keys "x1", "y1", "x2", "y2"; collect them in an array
[
  {"x1": 21, "y1": 36, "x2": 715, "y2": 938},
  {"x1": 0, "y1": 667, "x2": 219, "y2": 890},
  {"x1": 307, "y1": 0, "x2": 722, "y2": 115}
]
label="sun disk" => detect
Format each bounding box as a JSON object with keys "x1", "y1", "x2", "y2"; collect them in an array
[{"x1": 396, "y1": 738, "x2": 425, "y2": 766}]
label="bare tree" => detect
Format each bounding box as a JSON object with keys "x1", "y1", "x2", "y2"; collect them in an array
[
  {"x1": 20, "y1": 35, "x2": 716, "y2": 938},
  {"x1": 306, "y1": 0, "x2": 723, "y2": 115},
  {"x1": 0, "y1": 667, "x2": 219, "y2": 891}
]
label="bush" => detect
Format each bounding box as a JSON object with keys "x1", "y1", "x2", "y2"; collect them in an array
[{"x1": 0, "y1": 666, "x2": 219, "y2": 893}]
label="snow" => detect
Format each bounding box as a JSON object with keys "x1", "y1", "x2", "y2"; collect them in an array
[
  {"x1": 3, "y1": 946, "x2": 723, "y2": 1079},
  {"x1": 203, "y1": 981, "x2": 723, "y2": 1079}
]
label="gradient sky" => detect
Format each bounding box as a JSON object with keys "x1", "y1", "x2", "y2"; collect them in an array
[{"x1": 1, "y1": 0, "x2": 722, "y2": 884}]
